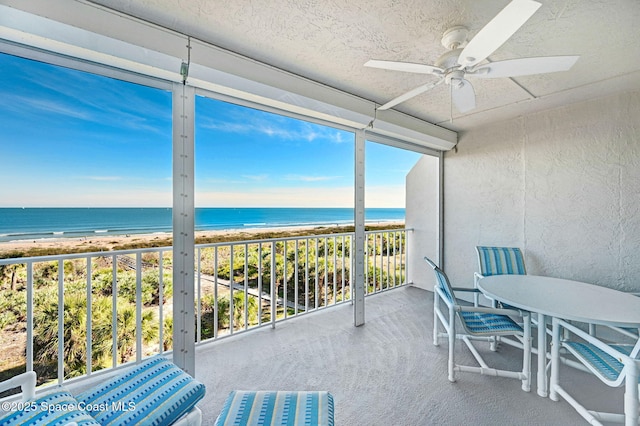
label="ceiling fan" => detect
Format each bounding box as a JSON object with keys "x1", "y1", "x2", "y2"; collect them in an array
[{"x1": 365, "y1": 0, "x2": 579, "y2": 113}]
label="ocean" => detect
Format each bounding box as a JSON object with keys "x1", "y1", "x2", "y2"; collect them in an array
[{"x1": 0, "y1": 208, "x2": 405, "y2": 242}]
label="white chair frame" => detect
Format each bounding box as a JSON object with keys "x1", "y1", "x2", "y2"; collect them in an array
[{"x1": 550, "y1": 317, "x2": 640, "y2": 426}]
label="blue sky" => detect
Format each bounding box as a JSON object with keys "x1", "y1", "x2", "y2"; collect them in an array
[{"x1": 0, "y1": 53, "x2": 421, "y2": 208}]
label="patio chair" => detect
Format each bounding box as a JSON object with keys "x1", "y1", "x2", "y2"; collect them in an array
[
  {"x1": 0, "y1": 355, "x2": 206, "y2": 426},
  {"x1": 474, "y1": 246, "x2": 527, "y2": 307},
  {"x1": 426, "y1": 257, "x2": 531, "y2": 391},
  {"x1": 550, "y1": 317, "x2": 640, "y2": 425}
]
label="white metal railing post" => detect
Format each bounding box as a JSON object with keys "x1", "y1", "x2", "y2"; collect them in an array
[
  {"x1": 372, "y1": 233, "x2": 376, "y2": 293},
  {"x1": 332, "y1": 236, "x2": 337, "y2": 304},
  {"x1": 159, "y1": 250, "x2": 164, "y2": 353},
  {"x1": 386, "y1": 232, "x2": 390, "y2": 289},
  {"x1": 393, "y1": 232, "x2": 397, "y2": 288},
  {"x1": 86, "y1": 256, "x2": 92, "y2": 374},
  {"x1": 305, "y1": 238, "x2": 309, "y2": 313},
  {"x1": 283, "y1": 241, "x2": 288, "y2": 318},
  {"x1": 229, "y1": 244, "x2": 234, "y2": 335},
  {"x1": 26, "y1": 262, "x2": 33, "y2": 373},
  {"x1": 270, "y1": 241, "x2": 276, "y2": 328},
  {"x1": 136, "y1": 253, "x2": 142, "y2": 362},
  {"x1": 314, "y1": 238, "x2": 319, "y2": 309},
  {"x1": 25, "y1": 262, "x2": 33, "y2": 371},
  {"x1": 258, "y1": 243, "x2": 263, "y2": 326},
  {"x1": 57, "y1": 260, "x2": 64, "y2": 384},
  {"x1": 244, "y1": 244, "x2": 249, "y2": 331},
  {"x1": 324, "y1": 238, "x2": 328, "y2": 306},
  {"x1": 213, "y1": 247, "x2": 219, "y2": 339},
  {"x1": 111, "y1": 254, "x2": 117, "y2": 368},
  {"x1": 196, "y1": 248, "x2": 202, "y2": 343},
  {"x1": 403, "y1": 230, "x2": 413, "y2": 284},
  {"x1": 294, "y1": 239, "x2": 299, "y2": 315}
]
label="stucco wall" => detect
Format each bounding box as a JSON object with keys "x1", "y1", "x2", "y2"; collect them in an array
[
  {"x1": 442, "y1": 90, "x2": 640, "y2": 292},
  {"x1": 405, "y1": 154, "x2": 440, "y2": 290}
]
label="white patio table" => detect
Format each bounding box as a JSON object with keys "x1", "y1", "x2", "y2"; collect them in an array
[{"x1": 477, "y1": 275, "x2": 640, "y2": 398}]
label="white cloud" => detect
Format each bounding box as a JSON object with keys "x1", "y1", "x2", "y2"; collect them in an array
[{"x1": 199, "y1": 115, "x2": 349, "y2": 144}]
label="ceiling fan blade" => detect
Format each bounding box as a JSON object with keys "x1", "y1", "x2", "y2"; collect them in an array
[
  {"x1": 365, "y1": 60, "x2": 443, "y2": 75},
  {"x1": 451, "y1": 79, "x2": 476, "y2": 113},
  {"x1": 470, "y1": 56, "x2": 579, "y2": 78},
  {"x1": 378, "y1": 79, "x2": 444, "y2": 111},
  {"x1": 458, "y1": 0, "x2": 541, "y2": 68}
]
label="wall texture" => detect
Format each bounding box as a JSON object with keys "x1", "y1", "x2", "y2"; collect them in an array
[{"x1": 442, "y1": 90, "x2": 640, "y2": 292}]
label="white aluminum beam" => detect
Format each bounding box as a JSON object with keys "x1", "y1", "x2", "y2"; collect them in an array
[
  {"x1": 354, "y1": 130, "x2": 366, "y2": 326},
  {"x1": 172, "y1": 83, "x2": 196, "y2": 375},
  {"x1": 0, "y1": 2, "x2": 457, "y2": 151}
]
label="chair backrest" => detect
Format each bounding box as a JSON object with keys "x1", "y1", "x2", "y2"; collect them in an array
[
  {"x1": 424, "y1": 257, "x2": 455, "y2": 304},
  {"x1": 476, "y1": 246, "x2": 526, "y2": 276}
]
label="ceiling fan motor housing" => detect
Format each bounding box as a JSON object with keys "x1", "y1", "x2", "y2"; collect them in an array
[
  {"x1": 441, "y1": 26, "x2": 468, "y2": 50},
  {"x1": 436, "y1": 48, "x2": 464, "y2": 71}
]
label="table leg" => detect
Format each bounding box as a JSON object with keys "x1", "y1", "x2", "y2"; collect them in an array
[
  {"x1": 537, "y1": 312, "x2": 548, "y2": 397},
  {"x1": 549, "y1": 317, "x2": 560, "y2": 402}
]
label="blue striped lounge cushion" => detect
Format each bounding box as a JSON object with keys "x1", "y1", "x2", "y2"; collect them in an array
[
  {"x1": 215, "y1": 391, "x2": 334, "y2": 426},
  {"x1": 76, "y1": 355, "x2": 206, "y2": 426},
  {"x1": 0, "y1": 387, "x2": 100, "y2": 426}
]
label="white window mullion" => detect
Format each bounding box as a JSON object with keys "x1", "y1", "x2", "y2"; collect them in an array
[
  {"x1": 172, "y1": 83, "x2": 196, "y2": 375},
  {"x1": 354, "y1": 130, "x2": 366, "y2": 326}
]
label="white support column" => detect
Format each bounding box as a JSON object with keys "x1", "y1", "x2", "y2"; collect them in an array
[
  {"x1": 172, "y1": 83, "x2": 196, "y2": 375},
  {"x1": 353, "y1": 130, "x2": 366, "y2": 326}
]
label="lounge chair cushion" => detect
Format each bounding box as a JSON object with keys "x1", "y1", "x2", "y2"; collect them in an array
[
  {"x1": 0, "y1": 387, "x2": 100, "y2": 426},
  {"x1": 215, "y1": 390, "x2": 334, "y2": 426},
  {"x1": 76, "y1": 355, "x2": 206, "y2": 426}
]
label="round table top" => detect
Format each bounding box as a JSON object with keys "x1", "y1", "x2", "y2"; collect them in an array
[{"x1": 478, "y1": 275, "x2": 640, "y2": 327}]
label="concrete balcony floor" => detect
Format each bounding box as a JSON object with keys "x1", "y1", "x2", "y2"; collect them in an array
[{"x1": 194, "y1": 286, "x2": 624, "y2": 425}]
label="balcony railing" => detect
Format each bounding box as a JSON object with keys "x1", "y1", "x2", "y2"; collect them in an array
[{"x1": 0, "y1": 228, "x2": 409, "y2": 390}]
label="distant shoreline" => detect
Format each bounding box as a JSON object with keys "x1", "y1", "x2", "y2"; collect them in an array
[
  {"x1": 0, "y1": 221, "x2": 405, "y2": 258},
  {"x1": 0, "y1": 207, "x2": 406, "y2": 243}
]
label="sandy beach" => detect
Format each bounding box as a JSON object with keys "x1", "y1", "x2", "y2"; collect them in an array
[{"x1": 0, "y1": 222, "x2": 404, "y2": 257}]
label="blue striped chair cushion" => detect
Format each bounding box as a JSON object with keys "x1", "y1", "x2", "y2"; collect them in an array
[
  {"x1": 76, "y1": 355, "x2": 206, "y2": 426},
  {"x1": 563, "y1": 341, "x2": 636, "y2": 382},
  {"x1": 476, "y1": 246, "x2": 526, "y2": 276},
  {"x1": 0, "y1": 388, "x2": 100, "y2": 426},
  {"x1": 215, "y1": 391, "x2": 334, "y2": 426},
  {"x1": 460, "y1": 312, "x2": 523, "y2": 335}
]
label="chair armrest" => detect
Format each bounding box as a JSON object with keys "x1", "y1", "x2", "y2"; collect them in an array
[
  {"x1": 557, "y1": 318, "x2": 639, "y2": 362},
  {"x1": 456, "y1": 305, "x2": 524, "y2": 318},
  {"x1": 0, "y1": 371, "x2": 36, "y2": 402},
  {"x1": 451, "y1": 287, "x2": 482, "y2": 293}
]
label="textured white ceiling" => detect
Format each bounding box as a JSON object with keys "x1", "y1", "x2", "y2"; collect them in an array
[{"x1": 89, "y1": 0, "x2": 640, "y2": 131}]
